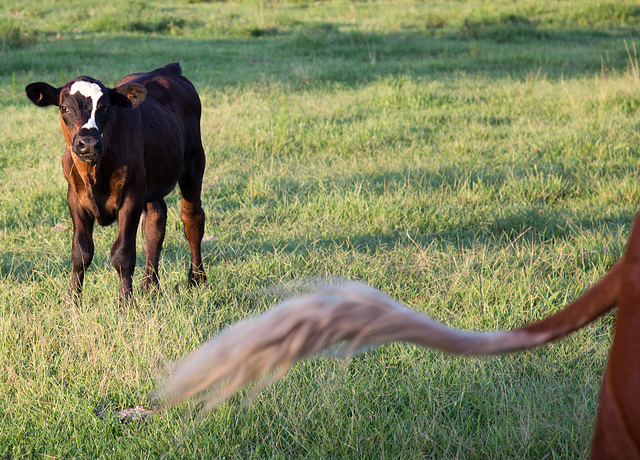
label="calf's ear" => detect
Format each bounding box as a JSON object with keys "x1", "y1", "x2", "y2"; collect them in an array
[
  {"x1": 110, "y1": 84, "x2": 147, "y2": 108},
  {"x1": 25, "y1": 82, "x2": 61, "y2": 107}
]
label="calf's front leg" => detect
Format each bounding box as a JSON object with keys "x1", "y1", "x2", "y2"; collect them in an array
[
  {"x1": 67, "y1": 193, "x2": 95, "y2": 306},
  {"x1": 111, "y1": 195, "x2": 143, "y2": 308}
]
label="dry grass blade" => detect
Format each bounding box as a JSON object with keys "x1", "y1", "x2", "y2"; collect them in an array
[{"x1": 625, "y1": 39, "x2": 640, "y2": 83}]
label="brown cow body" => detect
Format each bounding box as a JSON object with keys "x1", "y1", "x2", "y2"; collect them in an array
[
  {"x1": 590, "y1": 230, "x2": 640, "y2": 459},
  {"x1": 158, "y1": 212, "x2": 640, "y2": 458},
  {"x1": 26, "y1": 63, "x2": 206, "y2": 306}
]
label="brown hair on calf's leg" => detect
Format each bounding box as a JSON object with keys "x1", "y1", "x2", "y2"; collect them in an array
[{"x1": 178, "y1": 145, "x2": 207, "y2": 287}]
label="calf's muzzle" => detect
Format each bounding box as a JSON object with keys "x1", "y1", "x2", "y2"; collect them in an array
[{"x1": 73, "y1": 129, "x2": 103, "y2": 158}]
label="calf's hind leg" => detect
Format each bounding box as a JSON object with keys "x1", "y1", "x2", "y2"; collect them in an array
[
  {"x1": 141, "y1": 199, "x2": 168, "y2": 292},
  {"x1": 179, "y1": 158, "x2": 207, "y2": 286},
  {"x1": 180, "y1": 193, "x2": 206, "y2": 285}
]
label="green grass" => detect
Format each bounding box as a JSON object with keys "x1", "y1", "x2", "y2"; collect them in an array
[{"x1": 1, "y1": 0, "x2": 640, "y2": 457}]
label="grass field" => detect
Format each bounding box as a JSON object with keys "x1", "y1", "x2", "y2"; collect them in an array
[{"x1": 2, "y1": 0, "x2": 640, "y2": 457}]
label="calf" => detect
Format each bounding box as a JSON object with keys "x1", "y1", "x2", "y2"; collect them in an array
[
  {"x1": 158, "y1": 213, "x2": 640, "y2": 458},
  {"x1": 26, "y1": 63, "x2": 207, "y2": 307}
]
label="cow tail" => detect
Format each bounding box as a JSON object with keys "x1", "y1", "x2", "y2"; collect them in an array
[{"x1": 155, "y1": 263, "x2": 620, "y2": 409}]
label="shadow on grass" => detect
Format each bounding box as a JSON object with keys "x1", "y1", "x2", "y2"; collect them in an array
[
  {"x1": 156, "y1": 160, "x2": 635, "y2": 286},
  {"x1": 3, "y1": 22, "x2": 638, "y2": 93},
  {"x1": 199, "y1": 205, "x2": 631, "y2": 261}
]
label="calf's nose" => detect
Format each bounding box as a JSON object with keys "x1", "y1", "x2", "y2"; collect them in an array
[{"x1": 73, "y1": 134, "x2": 103, "y2": 157}]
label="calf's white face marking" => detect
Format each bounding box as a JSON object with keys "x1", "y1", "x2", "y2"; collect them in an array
[{"x1": 70, "y1": 81, "x2": 104, "y2": 131}]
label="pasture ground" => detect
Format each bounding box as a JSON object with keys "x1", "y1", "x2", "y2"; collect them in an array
[{"x1": 1, "y1": 0, "x2": 640, "y2": 457}]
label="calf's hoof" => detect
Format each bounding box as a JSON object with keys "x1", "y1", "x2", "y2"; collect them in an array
[
  {"x1": 65, "y1": 289, "x2": 83, "y2": 308},
  {"x1": 188, "y1": 268, "x2": 207, "y2": 287},
  {"x1": 117, "y1": 289, "x2": 138, "y2": 311}
]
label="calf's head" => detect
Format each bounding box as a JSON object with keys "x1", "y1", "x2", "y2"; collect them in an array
[{"x1": 26, "y1": 77, "x2": 146, "y2": 162}]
